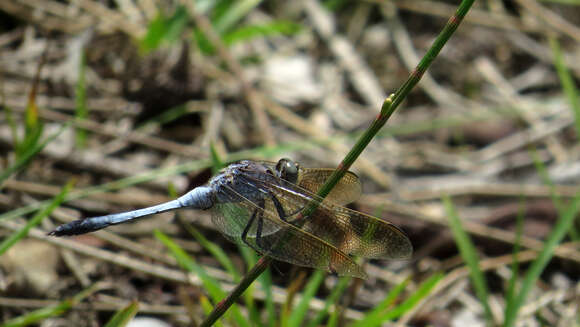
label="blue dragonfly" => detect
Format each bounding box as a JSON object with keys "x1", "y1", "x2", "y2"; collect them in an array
[{"x1": 50, "y1": 159, "x2": 412, "y2": 278}]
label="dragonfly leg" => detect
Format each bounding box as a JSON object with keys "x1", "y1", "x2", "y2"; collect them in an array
[
  {"x1": 270, "y1": 192, "x2": 309, "y2": 223},
  {"x1": 255, "y1": 194, "x2": 291, "y2": 254},
  {"x1": 255, "y1": 208, "x2": 265, "y2": 248},
  {"x1": 269, "y1": 194, "x2": 289, "y2": 222},
  {"x1": 241, "y1": 208, "x2": 258, "y2": 248},
  {"x1": 241, "y1": 198, "x2": 266, "y2": 248}
]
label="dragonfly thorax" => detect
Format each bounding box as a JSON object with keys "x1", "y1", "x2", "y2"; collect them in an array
[{"x1": 210, "y1": 161, "x2": 279, "y2": 204}]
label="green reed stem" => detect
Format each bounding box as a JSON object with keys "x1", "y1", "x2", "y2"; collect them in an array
[
  {"x1": 200, "y1": 1, "x2": 475, "y2": 326},
  {"x1": 317, "y1": 0, "x2": 474, "y2": 197},
  {"x1": 200, "y1": 257, "x2": 271, "y2": 327}
]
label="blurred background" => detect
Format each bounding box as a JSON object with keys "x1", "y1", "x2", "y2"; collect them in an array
[{"x1": 0, "y1": 0, "x2": 579, "y2": 326}]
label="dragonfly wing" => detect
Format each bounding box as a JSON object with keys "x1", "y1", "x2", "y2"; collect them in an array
[
  {"x1": 298, "y1": 168, "x2": 362, "y2": 206},
  {"x1": 262, "y1": 180, "x2": 412, "y2": 259},
  {"x1": 212, "y1": 183, "x2": 366, "y2": 278},
  {"x1": 255, "y1": 161, "x2": 361, "y2": 205},
  {"x1": 211, "y1": 201, "x2": 281, "y2": 239},
  {"x1": 323, "y1": 207, "x2": 412, "y2": 259},
  {"x1": 211, "y1": 173, "x2": 283, "y2": 239}
]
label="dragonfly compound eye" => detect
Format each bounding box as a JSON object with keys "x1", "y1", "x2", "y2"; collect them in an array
[{"x1": 276, "y1": 158, "x2": 299, "y2": 183}]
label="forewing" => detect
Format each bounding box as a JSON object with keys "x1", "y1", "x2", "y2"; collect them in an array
[
  {"x1": 298, "y1": 168, "x2": 362, "y2": 205},
  {"x1": 212, "y1": 183, "x2": 366, "y2": 278},
  {"x1": 255, "y1": 161, "x2": 361, "y2": 206},
  {"x1": 258, "y1": 179, "x2": 412, "y2": 259}
]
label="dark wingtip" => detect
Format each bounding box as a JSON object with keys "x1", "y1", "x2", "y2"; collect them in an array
[{"x1": 389, "y1": 236, "x2": 413, "y2": 260}]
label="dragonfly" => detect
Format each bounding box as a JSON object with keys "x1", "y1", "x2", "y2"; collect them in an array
[{"x1": 50, "y1": 158, "x2": 412, "y2": 278}]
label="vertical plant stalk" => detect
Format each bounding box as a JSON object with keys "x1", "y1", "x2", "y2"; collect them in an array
[
  {"x1": 200, "y1": 1, "x2": 475, "y2": 326},
  {"x1": 201, "y1": 256, "x2": 271, "y2": 327}
]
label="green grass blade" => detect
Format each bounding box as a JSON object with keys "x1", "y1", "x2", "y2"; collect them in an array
[
  {"x1": 504, "y1": 197, "x2": 525, "y2": 321},
  {"x1": 538, "y1": 0, "x2": 580, "y2": 4},
  {"x1": 350, "y1": 278, "x2": 409, "y2": 327},
  {"x1": 136, "y1": 103, "x2": 189, "y2": 129},
  {"x1": 0, "y1": 123, "x2": 69, "y2": 189},
  {"x1": 323, "y1": 0, "x2": 349, "y2": 11},
  {"x1": 103, "y1": 301, "x2": 139, "y2": 327},
  {"x1": 549, "y1": 37, "x2": 580, "y2": 140},
  {"x1": 504, "y1": 192, "x2": 580, "y2": 326},
  {"x1": 1, "y1": 303, "x2": 69, "y2": 327},
  {"x1": 154, "y1": 230, "x2": 250, "y2": 327},
  {"x1": 443, "y1": 195, "x2": 493, "y2": 323},
  {"x1": 531, "y1": 148, "x2": 578, "y2": 240},
  {"x1": 307, "y1": 276, "x2": 350, "y2": 327},
  {"x1": 209, "y1": 142, "x2": 226, "y2": 174},
  {"x1": 236, "y1": 244, "x2": 274, "y2": 327},
  {"x1": 352, "y1": 273, "x2": 442, "y2": 326},
  {"x1": 140, "y1": 12, "x2": 168, "y2": 52},
  {"x1": 181, "y1": 222, "x2": 241, "y2": 280},
  {"x1": 258, "y1": 264, "x2": 275, "y2": 327},
  {"x1": 154, "y1": 229, "x2": 225, "y2": 298},
  {"x1": 75, "y1": 49, "x2": 88, "y2": 148},
  {"x1": 164, "y1": 5, "x2": 188, "y2": 43},
  {"x1": 222, "y1": 21, "x2": 302, "y2": 45},
  {"x1": 378, "y1": 273, "x2": 443, "y2": 322},
  {"x1": 0, "y1": 284, "x2": 100, "y2": 327},
  {"x1": 326, "y1": 308, "x2": 339, "y2": 327},
  {"x1": 234, "y1": 245, "x2": 264, "y2": 326},
  {"x1": 140, "y1": 6, "x2": 188, "y2": 53},
  {"x1": 0, "y1": 180, "x2": 73, "y2": 256},
  {"x1": 200, "y1": 295, "x2": 224, "y2": 327},
  {"x1": 214, "y1": 0, "x2": 263, "y2": 33},
  {"x1": 504, "y1": 169, "x2": 580, "y2": 326},
  {"x1": 17, "y1": 119, "x2": 43, "y2": 160},
  {"x1": 238, "y1": 244, "x2": 258, "y2": 267},
  {"x1": 287, "y1": 270, "x2": 325, "y2": 327}
]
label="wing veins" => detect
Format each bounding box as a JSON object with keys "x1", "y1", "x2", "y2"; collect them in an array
[
  {"x1": 241, "y1": 174, "x2": 411, "y2": 259},
  {"x1": 216, "y1": 181, "x2": 363, "y2": 276}
]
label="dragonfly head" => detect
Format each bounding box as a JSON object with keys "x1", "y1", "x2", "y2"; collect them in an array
[{"x1": 275, "y1": 158, "x2": 299, "y2": 184}]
